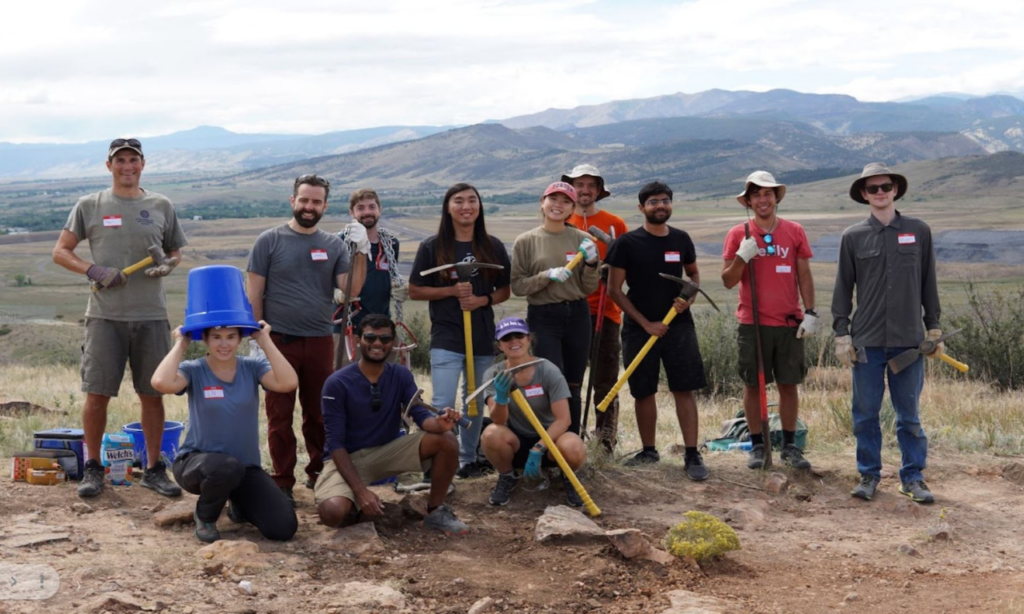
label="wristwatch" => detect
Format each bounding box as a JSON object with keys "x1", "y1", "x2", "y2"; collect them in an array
[{"x1": 804, "y1": 309, "x2": 818, "y2": 316}]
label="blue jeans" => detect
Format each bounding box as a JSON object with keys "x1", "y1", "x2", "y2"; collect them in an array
[
  {"x1": 430, "y1": 348, "x2": 494, "y2": 466},
  {"x1": 851, "y1": 347, "x2": 928, "y2": 483}
]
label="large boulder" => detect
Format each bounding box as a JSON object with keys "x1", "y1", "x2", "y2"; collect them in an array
[{"x1": 535, "y1": 505, "x2": 605, "y2": 545}]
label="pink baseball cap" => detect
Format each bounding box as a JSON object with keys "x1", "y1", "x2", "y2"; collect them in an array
[{"x1": 542, "y1": 181, "x2": 577, "y2": 203}]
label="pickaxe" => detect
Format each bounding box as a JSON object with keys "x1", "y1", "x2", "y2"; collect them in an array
[
  {"x1": 744, "y1": 223, "x2": 772, "y2": 470},
  {"x1": 416, "y1": 260, "x2": 506, "y2": 417},
  {"x1": 596, "y1": 273, "x2": 718, "y2": 413},
  {"x1": 581, "y1": 226, "x2": 614, "y2": 443},
  {"x1": 465, "y1": 358, "x2": 601, "y2": 518},
  {"x1": 888, "y1": 328, "x2": 970, "y2": 374},
  {"x1": 91, "y1": 245, "x2": 168, "y2": 292},
  {"x1": 403, "y1": 388, "x2": 471, "y2": 429}
]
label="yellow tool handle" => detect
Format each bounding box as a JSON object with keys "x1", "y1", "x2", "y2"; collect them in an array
[
  {"x1": 464, "y1": 310, "x2": 477, "y2": 417},
  {"x1": 596, "y1": 307, "x2": 678, "y2": 412},
  {"x1": 564, "y1": 251, "x2": 585, "y2": 273},
  {"x1": 937, "y1": 352, "x2": 970, "y2": 373},
  {"x1": 122, "y1": 255, "x2": 155, "y2": 276},
  {"x1": 511, "y1": 388, "x2": 600, "y2": 518}
]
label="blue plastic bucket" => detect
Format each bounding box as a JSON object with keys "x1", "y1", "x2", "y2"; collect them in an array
[
  {"x1": 180, "y1": 265, "x2": 260, "y2": 340},
  {"x1": 122, "y1": 421, "x2": 185, "y2": 468}
]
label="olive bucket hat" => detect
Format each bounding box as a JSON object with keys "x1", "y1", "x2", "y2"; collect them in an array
[{"x1": 849, "y1": 162, "x2": 908, "y2": 205}]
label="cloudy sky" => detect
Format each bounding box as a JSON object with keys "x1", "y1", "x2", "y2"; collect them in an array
[{"x1": 2, "y1": 0, "x2": 1022, "y2": 143}]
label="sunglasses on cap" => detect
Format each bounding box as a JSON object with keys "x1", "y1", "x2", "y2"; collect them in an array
[
  {"x1": 864, "y1": 183, "x2": 895, "y2": 195},
  {"x1": 295, "y1": 173, "x2": 330, "y2": 189},
  {"x1": 361, "y1": 333, "x2": 394, "y2": 344},
  {"x1": 498, "y1": 332, "x2": 528, "y2": 342},
  {"x1": 109, "y1": 138, "x2": 142, "y2": 149}
]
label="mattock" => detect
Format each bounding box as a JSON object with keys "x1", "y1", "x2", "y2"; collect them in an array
[
  {"x1": 403, "y1": 388, "x2": 472, "y2": 429},
  {"x1": 416, "y1": 260, "x2": 506, "y2": 417}
]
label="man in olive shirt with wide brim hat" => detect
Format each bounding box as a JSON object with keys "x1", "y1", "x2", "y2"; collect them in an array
[{"x1": 832, "y1": 162, "x2": 941, "y2": 505}]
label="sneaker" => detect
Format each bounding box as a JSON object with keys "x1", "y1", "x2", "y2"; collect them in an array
[
  {"x1": 561, "y1": 473, "x2": 584, "y2": 508},
  {"x1": 304, "y1": 475, "x2": 318, "y2": 490},
  {"x1": 193, "y1": 509, "x2": 221, "y2": 543},
  {"x1": 747, "y1": 444, "x2": 766, "y2": 470},
  {"x1": 226, "y1": 502, "x2": 246, "y2": 524},
  {"x1": 424, "y1": 504, "x2": 469, "y2": 535},
  {"x1": 140, "y1": 462, "x2": 182, "y2": 497},
  {"x1": 780, "y1": 445, "x2": 812, "y2": 470},
  {"x1": 850, "y1": 475, "x2": 880, "y2": 501},
  {"x1": 281, "y1": 487, "x2": 296, "y2": 508},
  {"x1": 78, "y1": 459, "x2": 105, "y2": 498},
  {"x1": 456, "y1": 462, "x2": 491, "y2": 480},
  {"x1": 684, "y1": 451, "x2": 709, "y2": 482},
  {"x1": 899, "y1": 480, "x2": 935, "y2": 504},
  {"x1": 489, "y1": 473, "x2": 518, "y2": 506},
  {"x1": 624, "y1": 449, "x2": 660, "y2": 467}
]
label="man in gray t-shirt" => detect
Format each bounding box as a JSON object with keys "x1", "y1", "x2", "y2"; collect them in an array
[
  {"x1": 52, "y1": 138, "x2": 187, "y2": 500},
  {"x1": 245, "y1": 174, "x2": 368, "y2": 501}
]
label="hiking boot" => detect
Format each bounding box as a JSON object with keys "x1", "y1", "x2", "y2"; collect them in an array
[
  {"x1": 281, "y1": 486, "x2": 296, "y2": 508},
  {"x1": 684, "y1": 451, "x2": 709, "y2": 482},
  {"x1": 193, "y1": 509, "x2": 220, "y2": 543},
  {"x1": 624, "y1": 449, "x2": 660, "y2": 467},
  {"x1": 780, "y1": 445, "x2": 812, "y2": 470},
  {"x1": 424, "y1": 504, "x2": 469, "y2": 535},
  {"x1": 899, "y1": 480, "x2": 935, "y2": 504},
  {"x1": 78, "y1": 459, "x2": 105, "y2": 498},
  {"x1": 747, "y1": 444, "x2": 766, "y2": 469},
  {"x1": 227, "y1": 502, "x2": 246, "y2": 524},
  {"x1": 456, "y1": 462, "x2": 492, "y2": 480},
  {"x1": 489, "y1": 473, "x2": 517, "y2": 506},
  {"x1": 140, "y1": 462, "x2": 182, "y2": 497},
  {"x1": 561, "y1": 473, "x2": 583, "y2": 508},
  {"x1": 850, "y1": 475, "x2": 880, "y2": 501}
]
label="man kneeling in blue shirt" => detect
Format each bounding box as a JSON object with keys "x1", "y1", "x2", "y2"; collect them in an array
[{"x1": 315, "y1": 314, "x2": 468, "y2": 534}]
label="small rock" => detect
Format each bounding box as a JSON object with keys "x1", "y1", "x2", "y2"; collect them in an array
[
  {"x1": 468, "y1": 596, "x2": 497, "y2": 614},
  {"x1": 883, "y1": 498, "x2": 926, "y2": 519},
  {"x1": 898, "y1": 544, "x2": 921, "y2": 557},
  {"x1": 806, "y1": 543, "x2": 822, "y2": 551},
  {"x1": 183, "y1": 607, "x2": 194, "y2": 614},
  {"x1": 928, "y1": 522, "x2": 953, "y2": 541},
  {"x1": 83, "y1": 592, "x2": 155, "y2": 613},
  {"x1": 322, "y1": 581, "x2": 406, "y2": 609},
  {"x1": 844, "y1": 592, "x2": 859, "y2": 602},
  {"x1": 764, "y1": 472, "x2": 789, "y2": 495},
  {"x1": 327, "y1": 522, "x2": 385, "y2": 556},
  {"x1": 724, "y1": 500, "x2": 768, "y2": 531},
  {"x1": 400, "y1": 493, "x2": 430, "y2": 519},
  {"x1": 605, "y1": 528, "x2": 651, "y2": 559},
  {"x1": 643, "y1": 547, "x2": 677, "y2": 567},
  {"x1": 238, "y1": 580, "x2": 255, "y2": 596},
  {"x1": 1002, "y1": 462, "x2": 1024, "y2": 486},
  {"x1": 666, "y1": 443, "x2": 687, "y2": 455},
  {"x1": 153, "y1": 500, "x2": 196, "y2": 527},
  {"x1": 71, "y1": 502, "x2": 94, "y2": 515},
  {"x1": 535, "y1": 506, "x2": 605, "y2": 545},
  {"x1": 661, "y1": 589, "x2": 732, "y2": 613},
  {"x1": 194, "y1": 539, "x2": 271, "y2": 574}
]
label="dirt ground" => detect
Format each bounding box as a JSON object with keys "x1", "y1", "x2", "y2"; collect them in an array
[{"x1": 2, "y1": 450, "x2": 1024, "y2": 614}]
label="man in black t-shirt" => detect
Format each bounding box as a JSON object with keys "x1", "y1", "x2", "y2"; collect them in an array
[
  {"x1": 409, "y1": 183, "x2": 512, "y2": 478},
  {"x1": 605, "y1": 181, "x2": 710, "y2": 481}
]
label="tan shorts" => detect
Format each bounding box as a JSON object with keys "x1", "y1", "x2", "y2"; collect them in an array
[
  {"x1": 81, "y1": 318, "x2": 171, "y2": 397},
  {"x1": 314, "y1": 431, "x2": 429, "y2": 507}
]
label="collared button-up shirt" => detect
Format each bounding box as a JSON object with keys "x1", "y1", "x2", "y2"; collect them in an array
[{"x1": 831, "y1": 211, "x2": 940, "y2": 348}]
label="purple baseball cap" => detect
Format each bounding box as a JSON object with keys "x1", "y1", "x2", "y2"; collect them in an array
[{"x1": 495, "y1": 316, "x2": 529, "y2": 340}]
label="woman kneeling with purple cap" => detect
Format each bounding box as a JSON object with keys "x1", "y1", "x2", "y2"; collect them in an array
[
  {"x1": 151, "y1": 321, "x2": 299, "y2": 543},
  {"x1": 479, "y1": 316, "x2": 587, "y2": 508}
]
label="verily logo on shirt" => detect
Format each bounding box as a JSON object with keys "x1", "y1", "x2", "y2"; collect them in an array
[
  {"x1": 310, "y1": 249, "x2": 328, "y2": 261},
  {"x1": 203, "y1": 387, "x2": 224, "y2": 399},
  {"x1": 760, "y1": 246, "x2": 790, "y2": 258}
]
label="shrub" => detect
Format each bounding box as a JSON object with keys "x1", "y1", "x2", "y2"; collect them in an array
[
  {"x1": 663, "y1": 510, "x2": 741, "y2": 562},
  {"x1": 403, "y1": 311, "x2": 432, "y2": 373},
  {"x1": 945, "y1": 282, "x2": 1024, "y2": 390},
  {"x1": 694, "y1": 311, "x2": 740, "y2": 397}
]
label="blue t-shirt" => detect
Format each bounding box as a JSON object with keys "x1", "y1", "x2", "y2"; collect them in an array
[
  {"x1": 322, "y1": 363, "x2": 430, "y2": 457},
  {"x1": 177, "y1": 356, "x2": 271, "y2": 467}
]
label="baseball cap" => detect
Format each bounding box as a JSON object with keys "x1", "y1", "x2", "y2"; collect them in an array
[
  {"x1": 542, "y1": 181, "x2": 577, "y2": 203},
  {"x1": 108, "y1": 138, "x2": 144, "y2": 161},
  {"x1": 495, "y1": 317, "x2": 530, "y2": 340}
]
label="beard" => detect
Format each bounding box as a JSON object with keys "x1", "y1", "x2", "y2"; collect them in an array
[
  {"x1": 293, "y1": 209, "x2": 323, "y2": 228},
  {"x1": 360, "y1": 345, "x2": 390, "y2": 364},
  {"x1": 644, "y1": 209, "x2": 672, "y2": 224},
  {"x1": 359, "y1": 215, "x2": 379, "y2": 229}
]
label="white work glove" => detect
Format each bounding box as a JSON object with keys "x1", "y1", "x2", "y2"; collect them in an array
[
  {"x1": 391, "y1": 281, "x2": 409, "y2": 303},
  {"x1": 248, "y1": 338, "x2": 266, "y2": 361},
  {"x1": 796, "y1": 312, "x2": 819, "y2": 339},
  {"x1": 578, "y1": 238, "x2": 599, "y2": 265},
  {"x1": 924, "y1": 329, "x2": 944, "y2": 357},
  {"x1": 834, "y1": 335, "x2": 856, "y2": 368},
  {"x1": 345, "y1": 221, "x2": 371, "y2": 256},
  {"x1": 144, "y1": 255, "x2": 180, "y2": 278},
  {"x1": 333, "y1": 288, "x2": 345, "y2": 305},
  {"x1": 545, "y1": 267, "x2": 572, "y2": 283},
  {"x1": 736, "y1": 237, "x2": 759, "y2": 263}
]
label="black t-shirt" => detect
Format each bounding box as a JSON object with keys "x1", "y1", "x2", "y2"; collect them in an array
[
  {"x1": 410, "y1": 235, "x2": 511, "y2": 355},
  {"x1": 605, "y1": 226, "x2": 697, "y2": 330},
  {"x1": 332, "y1": 237, "x2": 399, "y2": 333}
]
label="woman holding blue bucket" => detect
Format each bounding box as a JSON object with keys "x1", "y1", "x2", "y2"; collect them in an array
[{"x1": 152, "y1": 265, "x2": 299, "y2": 543}]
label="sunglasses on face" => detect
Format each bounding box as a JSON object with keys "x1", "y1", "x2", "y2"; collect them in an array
[
  {"x1": 361, "y1": 333, "x2": 394, "y2": 344},
  {"x1": 294, "y1": 173, "x2": 330, "y2": 189},
  {"x1": 370, "y1": 383, "x2": 382, "y2": 412},
  {"x1": 109, "y1": 138, "x2": 142, "y2": 149},
  {"x1": 864, "y1": 182, "x2": 894, "y2": 195},
  {"x1": 499, "y1": 332, "x2": 528, "y2": 342}
]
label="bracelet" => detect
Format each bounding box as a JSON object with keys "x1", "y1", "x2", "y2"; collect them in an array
[
  {"x1": 804, "y1": 308, "x2": 818, "y2": 316},
  {"x1": 532, "y1": 443, "x2": 548, "y2": 454},
  {"x1": 485, "y1": 294, "x2": 493, "y2": 306}
]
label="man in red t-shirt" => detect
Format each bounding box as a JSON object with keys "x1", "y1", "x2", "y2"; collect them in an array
[
  {"x1": 721, "y1": 171, "x2": 818, "y2": 470},
  {"x1": 565, "y1": 164, "x2": 628, "y2": 451}
]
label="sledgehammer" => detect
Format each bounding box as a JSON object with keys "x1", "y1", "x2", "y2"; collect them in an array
[{"x1": 90, "y1": 245, "x2": 169, "y2": 292}]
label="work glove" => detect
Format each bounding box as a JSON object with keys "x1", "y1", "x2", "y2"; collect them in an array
[
  {"x1": 578, "y1": 238, "x2": 599, "y2": 265},
  {"x1": 736, "y1": 237, "x2": 759, "y2": 263},
  {"x1": 144, "y1": 255, "x2": 179, "y2": 278},
  {"x1": 86, "y1": 264, "x2": 127, "y2": 290},
  {"x1": 248, "y1": 338, "x2": 266, "y2": 361},
  {"x1": 834, "y1": 335, "x2": 856, "y2": 368},
  {"x1": 492, "y1": 370, "x2": 513, "y2": 405},
  {"x1": 924, "y1": 329, "x2": 945, "y2": 357},
  {"x1": 523, "y1": 447, "x2": 544, "y2": 480},
  {"x1": 545, "y1": 267, "x2": 572, "y2": 283},
  {"x1": 333, "y1": 288, "x2": 344, "y2": 305},
  {"x1": 391, "y1": 281, "x2": 409, "y2": 303},
  {"x1": 344, "y1": 221, "x2": 371, "y2": 256},
  {"x1": 796, "y1": 312, "x2": 819, "y2": 339}
]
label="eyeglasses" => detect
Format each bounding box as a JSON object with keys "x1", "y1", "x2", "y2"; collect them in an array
[
  {"x1": 361, "y1": 333, "x2": 394, "y2": 344},
  {"x1": 864, "y1": 182, "x2": 894, "y2": 195},
  {"x1": 644, "y1": 198, "x2": 672, "y2": 206},
  {"x1": 762, "y1": 232, "x2": 776, "y2": 256},
  {"x1": 370, "y1": 383, "x2": 382, "y2": 412},
  {"x1": 499, "y1": 332, "x2": 528, "y2": 341},
  {"x1": 294, "y1": 174, "x2": 330, "y2": 189},
  {"x1": 109, "y1": 138, "x2": 142, "y2": 149}
]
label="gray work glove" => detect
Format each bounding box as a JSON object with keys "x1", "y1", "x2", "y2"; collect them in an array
[
  {"x1": 391, "y1": 281, "x2": 409, "y2": 303},
  {"x1": 87, "y1": 264, "x2": 127, "y2": 290},
  {"x1": 144, "y1": 255, "x2": 180, "y2": 278},
  {"x1": 834, "y1": 335, "x2": 856, "y2": 368}
]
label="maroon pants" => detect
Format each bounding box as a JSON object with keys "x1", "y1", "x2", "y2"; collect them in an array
[{"x1": 266, "y1": 333, "x2": 333, "y2": 489}]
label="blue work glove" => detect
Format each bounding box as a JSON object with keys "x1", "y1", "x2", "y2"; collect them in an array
[
  {"x1": 492, "y1": 370, "x2": 513, "y2": 405},
  {"x1": 524, "y1": 447, "x2": 544, "y2": 480}
]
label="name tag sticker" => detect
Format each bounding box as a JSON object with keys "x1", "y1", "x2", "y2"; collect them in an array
[
  {"x1": 665, "y1": 251, "x2": 681, "y2": 262},
  {"x1": 566, "y1": 252, "x2": 575, "y2": 262},
  {"x1": 523, "y1": 385, "x2": 544, "y2": 398},
  {"x1": 203, "y1": 387, "x2": 224, "y2": 399},
  {"x1": 898, "y1": 234, "x2": 916, "y2": 245},
  {"x1": 310, "y1": 249, "x2": 328, "y2": 261},
  {"x1": 103, "y1": 215, "x2": 122, "y2": 227},
  {"x1": 776, "y1": 265, "x2": 792, "y2": 274}
]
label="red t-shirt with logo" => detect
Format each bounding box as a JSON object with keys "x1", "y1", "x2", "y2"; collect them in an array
[
  {"x1": 567, "y1": 209, "x2": 628, "y2": 325},
  {"x1": 722, "y1": 218, "x2": 813, "y2": 327}
]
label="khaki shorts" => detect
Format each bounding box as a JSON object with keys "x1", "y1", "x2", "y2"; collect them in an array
[
  {"x1": 81, "y1": 318, "x2": 171, "y2": 397},
  {"x1": 314, "y1": 431, "x2": 429, "y2": 507}
]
